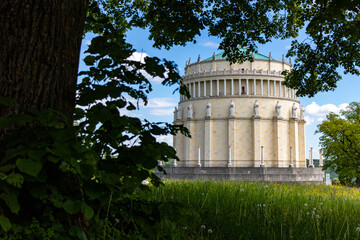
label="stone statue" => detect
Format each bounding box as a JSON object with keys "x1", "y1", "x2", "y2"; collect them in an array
[
  {"x1": 229, "y1": 100, "x2": 235, "y2": 118},
  {"x1": 300, "y1": 105, "x2": 305, "y2": 120},
  {"x1": 177, "y1": 107, "x2": 182, "y2": 120},
  {"x1": 253, "y1": 100, "x2": 259, "y2": 117},
  {"x1": 187, "y1": 103, "x2": 193, "y2": 119},
  {"x1": 291, "y1": 103, "x2": 297, "y2": 119},
  {"x1": 206, "y1": 101, "x2": 212, "y2": 118},
  {"x1": 173, "y1": 107, "x2": 178, "y2": 121},
  {"x1": 275, "y1": 101, "x2": 281, "y2": 118}
]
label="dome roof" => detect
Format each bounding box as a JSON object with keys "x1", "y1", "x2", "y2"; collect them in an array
[{"x1": 203, "y1": 48, "x2": 269, "y2": 61}]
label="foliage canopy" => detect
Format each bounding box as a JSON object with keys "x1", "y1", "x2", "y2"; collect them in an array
[{"x1": 317, "y1": 102, "x2": 360, "y2": 187}]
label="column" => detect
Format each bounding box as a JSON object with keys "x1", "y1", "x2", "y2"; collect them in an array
[
  {"x1": 246, "y1": 79, "x2": 249, "y2": 95},
  {"x1": 279, "y1": 81, "x2": 282, "y2": 97},
  {"x1": 273, "y1": 80, "x2": 276, "y2": 96},
  {"x1": 309, "y1": 148, "x2": 314, "y2": 167},
  {"x1": 204, "y1": 118, "x2": 212, "y2": 167},
  {"x1": 239, "y1": 79, "x2": 242, "y2": 95},
  {"x1": 289, "y1": 147, "x2": 294, "y2": 167},
  {"x1": 228, "y1": 118, "x2": 235, "y2": 167},
  {"x1": 228, "y1": 146, "x2": 232, "y2": 167},
  {"x1": 260, "y1": 79, "x2": 263, "y2": 96},
  {"x1": 267, "y1": 80, "x2": 270, "y2": 96},
  {"x1": 197, "y1": 81, "x2": 200, "y2": 98},
  {"x1": 289, "y1": 118, "x2": 299, "y2": 167},
  {"x1": 185, "y1": 120, "x2": 195, "y2": 166},
  {"x1": 204, "y1": 80, "x2": 207, "y2": 97},
  {"x1": 210, "y1": 80, "x2": 213, "y2": 96},
  {"x1": 252, "y1": 117, "x2": 261, "y2": 167},
  {"x1": 260, "y1": 146, "x2": 265, "y2": 167},
  {"x1": 273, "y1": 117, "x2": 282, "y2": 167},
  {"x1": 253, "y1": 79, "x2": 256, "y2": 95},
  {"x1": 217, "y1": 79, "x2": 219, "y2": 96},
  {"x1": 188, "y1": 84, "x2": 192, "y2": 98},
  {"x1": 193, "y1": 82, "x2": 196, "y2": 98},
  {"x1": 298, "y1": 118, "x2": 306, "y2": 167},
  {"x1": 224, "y1": 79, "x2": 227, "y2": 96},
  {"x1": 231, "y1": 79, "x2": 234, "y2": 95},
  {"x1": 197, "y1": 146, "x2": 201, "y2": 167}
]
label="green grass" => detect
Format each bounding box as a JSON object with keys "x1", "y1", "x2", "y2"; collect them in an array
[{"x1": 140, "y1": 180, "x2": 360, "y2": 240}]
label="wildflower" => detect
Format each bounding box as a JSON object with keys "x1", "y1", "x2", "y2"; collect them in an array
[
  {"x1": 115, "y1": 219, "x2": 119, "y2": 224},
  {"x1": 306, "y1": 212, "x2": 310, "y2": 215},
  {"x1": 208, "y1": 229, "x2": 213, "y2": 234},
  {"x1": 183, "y1": 227, "x2": 187, "y2": 230},
  {"x1": 313, "y1": 208, "x2": 316, "y2": 211},
  {"x1": 240, "y1": 189, "x2": 244, "y2": 192},
  {"x1": 263, "y1": 204, "x2": 266, "y2": 207},
  {"x1": 304, "y1": 203, "x2": 308, "y2": 207},
  {"x1": 201, "y1": 225, "x2": 206, "y2": 229},
  {"x1": 356, "y1": 227, "x2": 360, "y2": 232},
  {"x1": 320, "y1": 202, "x2": 323, "y2": 206},
  {"x1": 257, "y1": 204, "x2": 262, "y2": 207},
  {"x1": 312, "y1": 211, "x2": 315, "y2": 214},
  {"x1": 142, "y1": 180, "x2": 149, "y2": 185},
  {"x1": 316, "y1": 215, "x2": 320, "y2": 219},
  {"x1": 202, "y1": 193, "x2": 205, "y2": 196},
  {"x1": 265, "y1": 185, "x2": 268, "y2": 188}
]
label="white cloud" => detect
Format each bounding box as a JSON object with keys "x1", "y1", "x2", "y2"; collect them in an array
[
  {"x1": 285, "y1": 45, "x2": 291, "y2": 50},
  {"x1": 156, "y1": 134, "x2": 173, "y2": 146},
  {"x1": 200, "y1": 41, "x2": 219, "y2": 49},
  {"x1": 304, "y1": 101, "x2": 349, "y2": 125},
  {"x1": 127, "y1": 52, "x2": 165, "y2": 84},
  {"x1": 149, "y1": 108, "x2": 174, "y2": 116},
  {"x1": 304, "y1": 116, "x2": 314, "y2": 126},
  {"x1": 146, "y1": 98, "x2": 177, "y2": 108},
  {"x1": 305, "y1": 101, "x2": 348, "y2": 116},
  {"x1": 127, "y1": 51, "x2": 148, "y2": 63}
]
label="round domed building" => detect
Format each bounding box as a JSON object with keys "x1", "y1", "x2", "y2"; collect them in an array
[{"x1": 159, "y1": 49, "x2": 324, "y2": 183}]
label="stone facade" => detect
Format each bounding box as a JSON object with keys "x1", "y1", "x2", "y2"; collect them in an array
[
  {"x1": 157, "y1": 167, "x2": 324, "y2": 184},
  {"x1": 173, "y1": 51, "x2": 307, "y2": 168}
]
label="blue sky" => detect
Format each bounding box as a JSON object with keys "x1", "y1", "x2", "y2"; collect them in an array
[{"x1": 80, "y1": 28, "x2": 360, "y2": 159}]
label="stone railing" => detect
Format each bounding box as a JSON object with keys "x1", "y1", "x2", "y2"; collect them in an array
[{"x1": 184, "y1": 69, "x2": 284, "y2": 80}]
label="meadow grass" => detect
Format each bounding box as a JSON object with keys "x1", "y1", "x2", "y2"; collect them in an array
[{"x1": 142, "y1": 180, "x2": 360, "y2": 240}]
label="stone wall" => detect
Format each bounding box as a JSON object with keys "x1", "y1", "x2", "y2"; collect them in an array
[{"x1": 157, "y1": 167, "x2": 325, "y2": 184}]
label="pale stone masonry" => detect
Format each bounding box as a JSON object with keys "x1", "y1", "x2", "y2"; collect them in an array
[{"x1": 173, "y1": 50, "x2": 307, "y2": 168}]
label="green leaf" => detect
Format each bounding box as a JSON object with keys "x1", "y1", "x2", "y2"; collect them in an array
[
  {"x1": 0, "y1": 192, "x2": 20, "y2": 214},
  {"x1": 69, "y1": 226, "x2": 87, "y2": 240},
  {"x1": 6, "y1": 173, "x2": 24, "y2": 188},
  {"x1": 16, "y1": 158, "x2": 42, "y2": 177},
  {"x1": 63, "y1": 200, "x2": 81, "y2": 215},
  {"x1": 0, "y1": 216, "x2": 11, "y2": 232},
  {"x1": 98, "y1": 58, "x2": 112, "y2": 68},
  {"x1": 82, "y1": 203, "x2": 94, "y2": 219},
  {"x1": 83, "y1": 55, "x2": 97, "y2": 66}
]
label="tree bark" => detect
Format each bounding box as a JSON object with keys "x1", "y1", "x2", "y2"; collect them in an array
[{"x1": 0, "y1": 0, "x2": 87, "y2": 124}]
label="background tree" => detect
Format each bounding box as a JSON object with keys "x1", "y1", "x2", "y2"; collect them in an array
[{"x1": 317, "y1": 102, "x2": 360, "y2": 187}]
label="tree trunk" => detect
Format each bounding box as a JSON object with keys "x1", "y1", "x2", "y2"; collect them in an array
[
  {"x1": 0, "y1": 0, "x2": 87, "y2": 124},
  {"x1": 0, "y1": 1, "x2": 89, "y2": 237}
]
